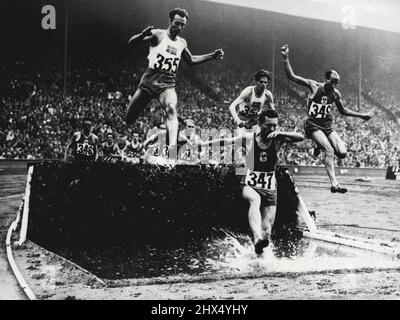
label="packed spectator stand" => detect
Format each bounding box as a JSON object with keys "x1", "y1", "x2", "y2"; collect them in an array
[{"x1": 1, "y1": 56, "x2": 399, "y2": 168}]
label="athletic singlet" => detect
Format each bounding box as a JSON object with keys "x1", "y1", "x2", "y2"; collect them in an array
[
  {"x1": 125, "y1": 142, "x2": 143, "y2": 158},
  {"x1": 244, "y1": 133, "x2": 279, "y2": 190},
  {"x1": 147, "y1": 31, "x2": 186, "y2": 74},
  {"x1": 74, "y1": 132, "x2": 97, "y2": 161},
  {"x1": 102, "y1": 142, "x2": 118, "y2": 157},
  {"x1": 237, "y1": 86, "x2": 269, "y2": 123},
  {"x1": 307, "y1": 85, "x2": 336, "y2": 124},
  {"x1": 177, "y1": 132, "x2": 201, "y2": 161},
  {"x1": 150, "y1": 130, "x2": 171, "y2": 157}
]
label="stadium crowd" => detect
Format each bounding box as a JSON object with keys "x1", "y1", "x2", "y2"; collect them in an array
[{"x1": 1, "y1": 56, "x2": 399, "y2": 168}]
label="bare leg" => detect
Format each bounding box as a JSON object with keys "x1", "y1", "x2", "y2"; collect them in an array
[
  {"x1": 328, "y1": 131, "x2": 347, "y2": 159},
  {"x1": 159, "y1": 88, "x2": 179, "y2": 160},
  {"x1": 260, "y1": 205, "x2": 277, "y2": 241},
  {"x1": 311, "y1": 130, "x2": 339, "y2": 187},
  {"x1": 125, "y1": 88, "x2": 153, "y2": 125},
  {"x1": 242, "y1": 186, "x2": 263, "y2": 243}
]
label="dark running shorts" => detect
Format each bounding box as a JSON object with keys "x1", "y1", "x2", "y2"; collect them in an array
[
  {"x1": 242, "y1": 184, "x2": 277, "y2": 206},
  {"x1": 304, "y1": 117, "x2": 334, "y2": 139},
  {"x1": 138, "y1": 68, "x2": 177, "y2": 96}
]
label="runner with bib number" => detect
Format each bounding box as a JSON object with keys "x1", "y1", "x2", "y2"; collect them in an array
[
  {"x1": 126, "y1": 8, "x2": 224, "y2": 163},
  {"x1": 229, "y1": 69, "x2": 275, "y2": 134},
  {"x1": 201, "y1": 110, "x2": 304, "y2": 255},
  {"x1": 281, "y1": 44, "x2": 372, "y2": 194},
  {"x1": 64, "y1": 118, "x2": 99, "y2": 162}
]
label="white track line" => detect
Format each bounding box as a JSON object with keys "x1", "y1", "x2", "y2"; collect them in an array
[
  {"x1": 19, "y1": 166, "x2": 33, "y2": 245},
  {"x1": 0, "y1": 193, "x2": 24, "y2": 201},
  {"x1": 6, "y1": 203, "x2": 37, "y2": 300},
  {"x1": 303, "y1": 231, "x2": 400, "y2": 257}
]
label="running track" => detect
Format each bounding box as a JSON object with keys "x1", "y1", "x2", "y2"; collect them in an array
[{"x1": 0, "y1": 163, "x2": 27, "y2": 300}]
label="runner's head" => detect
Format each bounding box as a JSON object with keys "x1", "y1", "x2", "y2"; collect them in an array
[
  {"x1": 106, "y1": 131, "x2": 114, "y2": 142},
  {"x1": 324, "y1": 70, "x2": 340, "y2": 91},
  {"x1": 168, "y1": 8, "x2": 188, "y2": 37},
  {"x1": 259, "y1": 110, "x2": 278, "y2": 140},
  {"x1": 82, "y1": 118, "x2": 92, "y2": 135},
  {"x1": 133, "y1": 133, "x2": 139, "y2": 143},
  {"x1": 254, "y1": 69, "x2": 271, "y2": 91},
  {"x1": 184, "y1": 119, "x2": 195, "y2": 134}
]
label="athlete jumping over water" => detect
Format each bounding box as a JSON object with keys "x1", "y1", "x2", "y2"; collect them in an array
[
  {"x1": 125, "y1": 8, "x2": 224, "y2": 163},
  {"x1": 281, "y1": 44, "x2": 371, "y2": 193}
]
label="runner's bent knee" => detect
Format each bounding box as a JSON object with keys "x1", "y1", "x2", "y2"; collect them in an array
[{"x1": 324, "y1": 146, "x2": 334, "y2": 158}]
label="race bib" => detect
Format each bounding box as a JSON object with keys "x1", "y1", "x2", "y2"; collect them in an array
[
  {"x1": 153, "y1": 53, "x2": 180, "y2": 73},
  {"x1": 245, "y1": 170, "x2": 276, "y2": 190},
  {"x1": 77, "y1": 142, "x2": 95, "y2": 156},
  {"x1": 308, "y1": 102, "x2": 332, "y2": 119},
  {"x1": 238, "y1": 101, "x2": 261, "y2": 120}
]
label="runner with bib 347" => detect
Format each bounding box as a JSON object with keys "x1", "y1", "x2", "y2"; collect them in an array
[{"x1": 202, "y1": 110, "x2": 304, "y2": 255}]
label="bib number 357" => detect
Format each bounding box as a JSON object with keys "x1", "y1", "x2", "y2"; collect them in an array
[{"x1": 245, "y1": 171, "x2": 276, "y2": 190}]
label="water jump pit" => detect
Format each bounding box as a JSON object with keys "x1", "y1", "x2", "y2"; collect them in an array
[
  {"x1": 14, "y1": 161, "x2": 400, "y2": 288},
  {"x1": 38, "y1": 230, "x2": 400, "y2": 284}
]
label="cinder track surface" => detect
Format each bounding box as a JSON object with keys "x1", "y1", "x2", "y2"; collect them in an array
[{"x1": 0, "y1": 172, "x2": 26, "y2": 300}]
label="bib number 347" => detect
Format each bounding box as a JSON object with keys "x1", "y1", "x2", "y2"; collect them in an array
[{"x1": 245, "y1": 171, "x2": 276, "y2": 190}]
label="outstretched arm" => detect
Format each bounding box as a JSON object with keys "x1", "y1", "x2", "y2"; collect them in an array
[
  {"x1": 281, "y1": 44, "x2": 315, "y2": 90},
  {"x1": 267, "y1": 131, "x2": 305, "y2": 143},
  {"x1": 128, "y1": 26, "x2": 156, "y2": 46},
  {"x1": 182, "y1": 46, "x2": 224, "y2": 65},
  {"x1": 334, "y1": 92, "x2": 372, "y2": 120},
  {"x1": 198, "y1": 132, "x2": 252, "y2": 147}
]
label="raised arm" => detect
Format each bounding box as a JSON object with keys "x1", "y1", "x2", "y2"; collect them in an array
[
  {"x1": 182, "y1": 45, "x2": 224, "y2": 65},
  {"x1": 128, "y1": 26, "x2": 156, "y2": 46},
  {"x1": 334, "y1": 91, "x2": 372, "y2": 120},
  {"x1": 281, "y1": 44, "x2": 315, "y2": 90}
]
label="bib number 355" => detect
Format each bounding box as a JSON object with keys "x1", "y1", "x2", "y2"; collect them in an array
[{"x1": 154, "y1": 54, "x2": 179, "y2": 73}]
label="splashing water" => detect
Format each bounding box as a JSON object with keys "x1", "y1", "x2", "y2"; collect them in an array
[
  {"x1": 195, "y1": 229, "x2": 400, "y2": 276},
  {"x1": 55, "y1": 228, "x2": 400, "y2": 280}
]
